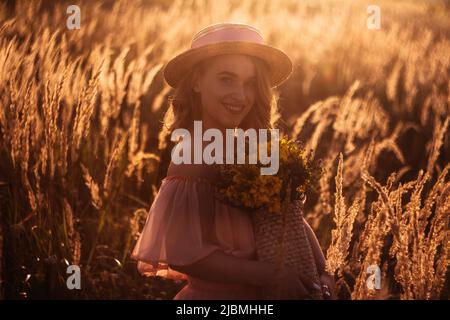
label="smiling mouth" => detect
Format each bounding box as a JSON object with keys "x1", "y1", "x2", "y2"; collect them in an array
[{"x1": 222, "y1": 103, "x2": 245, "y2": 115}]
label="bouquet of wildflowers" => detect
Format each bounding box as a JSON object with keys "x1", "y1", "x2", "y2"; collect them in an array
[
  {"x1": 214, "y1": 135, "x2": 324, "y2": 299},
  {"x1": 214, "y1": 135, "x2": 322, "y2": 214}
]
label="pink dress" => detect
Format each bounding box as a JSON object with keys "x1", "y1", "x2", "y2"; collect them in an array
[{"x1": 131, "y1": 161, "x2": 262, "y2": 299}]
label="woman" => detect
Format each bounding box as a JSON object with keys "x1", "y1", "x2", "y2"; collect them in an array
[{"x1": 131, "y1": 22, "x2": 336, "y2": 300}]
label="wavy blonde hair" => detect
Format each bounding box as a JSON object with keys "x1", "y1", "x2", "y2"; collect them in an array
[{"x1": 159, "y1": 55, "x2": 281, "y2": 149}]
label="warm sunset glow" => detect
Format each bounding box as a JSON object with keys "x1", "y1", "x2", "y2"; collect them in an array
[{"x1": 0, "y1": 0, "x2": 448, "y2": 301}]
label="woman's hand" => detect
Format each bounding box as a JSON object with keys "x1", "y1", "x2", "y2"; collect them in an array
[
  {"x1": 137, "y1": 261, "x2": 155, "y2": 276},
  {"x1": 262, "y1": 265, "x2": 321, "y2": 299},
  {"x1": 319, "y1": 272, "x2": 337, "y2": 300}
]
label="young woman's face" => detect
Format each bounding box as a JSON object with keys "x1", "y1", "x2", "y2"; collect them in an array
[{"x1": 193, "y1": 54, "x2": 256, "y2": 131}]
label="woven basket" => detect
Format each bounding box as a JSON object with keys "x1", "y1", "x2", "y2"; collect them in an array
[{"x1": 252, "y1": 190, "x2": 323, "y2": 300}]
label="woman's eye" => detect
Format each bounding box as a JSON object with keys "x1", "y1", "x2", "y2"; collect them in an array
[
  {"x1": 221, "y1": 77, "x2": 232, "y2": 84},
  {"x1": 247, "y1": 80, "x2": 256, "y2": 88}
]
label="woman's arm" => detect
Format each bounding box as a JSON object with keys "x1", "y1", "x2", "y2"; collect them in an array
[
  {"x1": 303, "y1": 217, "x2": 337, "y2": 299},
  {"x1": 169, "y1": 250, "x2": 318, "y2": 298},
  {"x1": 303, "y1": 217, "x2": 326, "y2": 274},
  {"x1": 169, "y1": 250, "x2": 276, "y2": 287}
]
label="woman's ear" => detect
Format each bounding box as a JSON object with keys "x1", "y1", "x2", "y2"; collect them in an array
[{"x1": 191, "y1": 65, "x2": 204, "y2": 93}]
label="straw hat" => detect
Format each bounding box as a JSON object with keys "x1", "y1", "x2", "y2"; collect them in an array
[{"x1": 163, "y1": 22, "x2": 293, "y2": 89}]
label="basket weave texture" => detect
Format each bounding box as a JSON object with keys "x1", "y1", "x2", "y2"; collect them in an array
[{"x1": 252, "y1": 195, "x2": 323, "y2": 300}]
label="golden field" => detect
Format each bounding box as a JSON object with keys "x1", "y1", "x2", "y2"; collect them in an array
[{"x1": 0, "y1": 0, "x2": 449, "y2": 299}]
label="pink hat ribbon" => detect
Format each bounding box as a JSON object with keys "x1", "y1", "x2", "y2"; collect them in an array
[{"x1": 191, "y1": 24, "x2": 265, "y2": 49}]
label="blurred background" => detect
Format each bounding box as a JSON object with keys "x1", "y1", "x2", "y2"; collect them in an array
[{"x1": 0, "y1": 0, "x2": 449, "y2": 299}]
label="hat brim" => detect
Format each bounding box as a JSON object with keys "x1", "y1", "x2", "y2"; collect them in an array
[{"x1": 163, "y1": 41, "x2": 293, "y2": 88}]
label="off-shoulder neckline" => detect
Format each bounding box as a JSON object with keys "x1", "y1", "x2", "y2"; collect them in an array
[{"x1": 162, "y1": 175, "x2": 214, "y2": 184}]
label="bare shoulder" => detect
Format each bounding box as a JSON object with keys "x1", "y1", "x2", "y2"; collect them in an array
[{"x1": 167, "y1": 161, "x2": 220, "y2": 180}]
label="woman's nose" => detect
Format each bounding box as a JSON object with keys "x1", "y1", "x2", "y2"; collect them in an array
[{"x1": 231, "y1": 85, "x2": 247, "y2": 102}]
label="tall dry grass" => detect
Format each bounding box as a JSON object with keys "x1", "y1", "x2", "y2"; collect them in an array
[{"x1": 0, "y1": 0, "x2": 448, "y2": 299}]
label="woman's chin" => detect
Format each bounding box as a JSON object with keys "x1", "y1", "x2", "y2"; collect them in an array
[
  {"x1": 225, "y1": 121, "x2": 241, "y2": 129},
  {"x1": 215, "y1": 119, "x2": 239, "y2": 129}
]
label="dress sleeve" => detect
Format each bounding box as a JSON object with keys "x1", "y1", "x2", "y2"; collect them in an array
[{"x1": 131, "y1": 175, "x2": 222, "y2": 273}]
